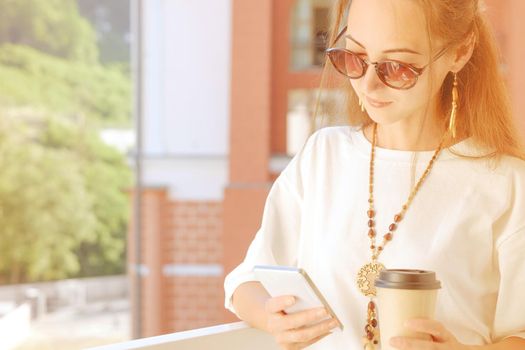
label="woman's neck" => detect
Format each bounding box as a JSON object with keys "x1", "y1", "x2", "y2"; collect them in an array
[{"x1": 363, "y1": 117, "x2": 447, "y2": 151}]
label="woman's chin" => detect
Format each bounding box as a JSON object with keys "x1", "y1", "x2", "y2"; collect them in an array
[{"x1": 365, "y1": 111, "x2": 403, "y2": 126}]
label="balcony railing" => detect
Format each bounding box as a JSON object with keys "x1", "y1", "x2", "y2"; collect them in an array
[{"x1": 87, "y1": 321, "x2": 280, "y2": 350}]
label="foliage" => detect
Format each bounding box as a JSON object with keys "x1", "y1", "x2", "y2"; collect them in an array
[
  {"x1": 0, "y1": 0, "x2": 99, "y2": 63},
  {"x1": 0, "y1": 0, "x2": 133, "y2": 284},
  {"x1": 0, "y1": 110, "x2": 132, "y2": 284},
  {"x1": 0, "y1": 44, "x2": 131, "y2": 126}
]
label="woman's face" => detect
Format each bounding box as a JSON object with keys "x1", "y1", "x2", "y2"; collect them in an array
[{"x1": 346, "y1": 0, "x2": 453, "y2": 126}]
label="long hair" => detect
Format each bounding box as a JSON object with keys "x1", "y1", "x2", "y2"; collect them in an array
[{"x1": 316, "y1": 0, "x2": 525, "y2": 160}]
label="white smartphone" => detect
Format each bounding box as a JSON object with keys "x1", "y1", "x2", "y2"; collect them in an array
[{"x1": 253, "y1": 265, "x2": 343, "y2": 331}]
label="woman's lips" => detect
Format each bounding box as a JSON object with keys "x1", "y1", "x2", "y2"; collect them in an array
[{"x1": 366, "y1": 96, "x2": 393, "y2": 108}]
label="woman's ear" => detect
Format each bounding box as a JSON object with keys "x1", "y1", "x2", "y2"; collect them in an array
[{"x1": 450, "y1": 31, "x2": 476, "y2": 72}]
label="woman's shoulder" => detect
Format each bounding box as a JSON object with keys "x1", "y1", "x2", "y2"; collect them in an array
[
  {"x1": 450, "y1": 145, "x2": 525, "y2": 195},
  {"x1": 493, "y1": 153, "x2": 525, "y2": 179},
  {"x1": 447, "y1": 138, "x2": 525, "y2": 177},
  {"x1": 282, "y1": 126, "x2": 361, "y2": 178},
  {"x1": 493, "y1": 155, "x2": 525, "y2": 246},
  {"x1": 309, "y1": 125, "x2": 361, "y2": 138},
  {"x1": 304, "y1": 125, "x2": 362, "y2": 152}
]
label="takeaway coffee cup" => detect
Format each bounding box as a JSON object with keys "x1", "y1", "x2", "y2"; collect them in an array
[{"x1": 374, "y1": 269, "x2": 441, "y2": 350}]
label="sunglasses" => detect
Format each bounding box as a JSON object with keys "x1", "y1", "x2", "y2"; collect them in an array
[{"x1": 326, "y1": 26, "x2": 448, "y2": 90}]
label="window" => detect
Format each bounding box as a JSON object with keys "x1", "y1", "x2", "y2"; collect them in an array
[
  {"x1": 290, "y1": 0, "x2": 335, "y2": 70},
  {"x1": 287, "y1": 88, "x2": 346, "y2": 155}
]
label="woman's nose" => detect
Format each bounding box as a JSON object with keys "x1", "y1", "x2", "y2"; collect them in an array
[{"x1": 360, "y1": 64, "x2": 384, "y2": 93}]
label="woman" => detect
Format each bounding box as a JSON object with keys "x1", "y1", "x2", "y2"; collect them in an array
[{"x1": 224, "y1": 0, "x2": 525, "y2": 349}]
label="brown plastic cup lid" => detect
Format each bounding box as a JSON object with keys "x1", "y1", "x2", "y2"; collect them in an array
[{"x1": 374, "y1": 269, "x2": 441, "y2": 290}]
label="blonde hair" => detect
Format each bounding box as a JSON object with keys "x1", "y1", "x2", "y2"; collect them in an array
[{"x1": 316, "y1": 0, "x2": 525, "y2": 160}]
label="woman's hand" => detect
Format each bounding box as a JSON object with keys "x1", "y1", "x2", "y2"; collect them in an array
[
  {"x1": 264, "y1": 295, "x2": 340, "y2": 350},
  {"x1": 390, "y1": 318, "x2": 473, "y2": 350}
]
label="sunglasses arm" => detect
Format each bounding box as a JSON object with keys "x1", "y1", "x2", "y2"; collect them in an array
[{"x1": 330, "y1": 25, "x2": 348, "y2": 47}]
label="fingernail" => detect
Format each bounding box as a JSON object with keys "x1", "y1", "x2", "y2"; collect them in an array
[
  {"x1": 329, "y1": 320, "x2": 338, "y2": 328},
  {"x1": 286, "y1": 297, "x2": 295, "y2": 306},
  {"x1": 317, "y1": 308, "x2": 327, "y2": 317}
]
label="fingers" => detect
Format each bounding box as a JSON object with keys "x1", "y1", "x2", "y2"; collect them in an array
[
  {"x1": 267, "y1": 306, "x2": 328, "y2": 334},
  {"x1": 265, "y1": 296, "x2": 338, "y2": 349},
  {"x1": 272, "y1": 307, "x2": 329, "y2": 332},
  {"x1": 404, "y1": 319, "x2": 451, "y2": 342},
  {"x1": 390, "y1": 336, "x2": 442, "y2": 350},
  {"x1": 265, "y1": 295, "x2": 295, "y2": 314},
  {"x1": 298, "y1": 331, "x2": 331, "y2": 349},
  {"x1": 276, "y1": 317, "x2": 339, "y2": 345}
]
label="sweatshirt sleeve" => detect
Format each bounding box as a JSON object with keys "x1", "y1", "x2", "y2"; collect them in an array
[
  {"x1": 491, "y1": 159, "x2": 525, "y2": 342},
  {"x1": 492, "y1": 227, "x2": 525, "y2": 342},
  {"x1": 223, "y1": 129, "x2": 319, "y2": 317}
]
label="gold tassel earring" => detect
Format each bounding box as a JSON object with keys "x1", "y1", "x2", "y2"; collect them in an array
[
  {"x1": 449, "y1": 72, "x2": 458, "y2": 139},
  {"x1": 359, "y1": 96, "x2": 365, "y2": 112}
]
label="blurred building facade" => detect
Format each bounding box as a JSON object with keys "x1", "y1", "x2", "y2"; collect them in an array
[{"x1": 129, "y1": 0, "x2": 525, "y2": 337}]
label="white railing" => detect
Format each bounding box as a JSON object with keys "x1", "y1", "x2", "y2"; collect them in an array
[
  {"x1": 87, "y1": 321, "x2": 280, "y2": 350},
  {"x1": 0, "y1": 303, "x2": 31, "y2": 350},
  {"x1": 0, "y1": 275, "x2": 127, "y2": 306}
]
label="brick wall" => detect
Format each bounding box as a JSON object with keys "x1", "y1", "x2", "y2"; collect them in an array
[
  {"x1": 164, "y1": 201, "x2": 224, "y2": 332},
  {"x1": 166, "y1": 276, "x2": 224, "y2": 331},
  {"x1": 167, "y1": 202, "x2": 222, "y2": 265},
  {"x1": 129, "y1": 190, "x2": 226, "y2": 337}
]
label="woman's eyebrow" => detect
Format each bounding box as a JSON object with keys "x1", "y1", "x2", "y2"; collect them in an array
[{"x1": 344, "y1": 33, "x2": 423, "y2": 55}]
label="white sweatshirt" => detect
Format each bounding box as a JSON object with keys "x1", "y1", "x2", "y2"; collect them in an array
[{"x1": 224, "y1": 126, "x2": 525, "y2": 349}]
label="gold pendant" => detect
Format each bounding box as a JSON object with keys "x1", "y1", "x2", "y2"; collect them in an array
[
  {"x1": 357, "y1": 261, "x2": 385, "y2": 297},
  {"x1": 364, "y1": 343, "x2": 376, "y2": 350}
]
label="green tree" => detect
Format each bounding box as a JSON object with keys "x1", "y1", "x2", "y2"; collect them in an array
[
  {"x1": 0, "y1": 109, "x2": 132, "y2": 284},
  {"x1": 0, "y1": 0, "x2": 99, "y2": 63},
  {"x1": 0, "y1": 44, "x2": 131, "y2": 126},
  {"x1": 43, "y1": 114, "x2": 133, "y2": 277},
  {"x1": 0, "y1": 0, "x2": 132, "y2": 283}
]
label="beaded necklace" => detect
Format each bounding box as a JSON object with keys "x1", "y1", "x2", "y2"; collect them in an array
[{"x1": 356, "y1": 123, "x2": 446, "y2": 349}]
